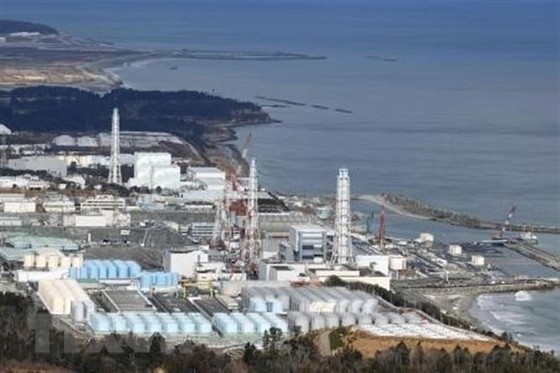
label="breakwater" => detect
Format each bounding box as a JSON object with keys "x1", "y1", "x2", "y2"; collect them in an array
[{"x1": 363, "y1": 193, "x2": 560, "y2": 235}]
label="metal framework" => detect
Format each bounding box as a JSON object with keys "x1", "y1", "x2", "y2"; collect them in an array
[
  {"x1": 242, "y1": 158, "x2": 260, "y2": 266},
  {"x1": 331, "y1": 168, "x2": 353, "y2": 265},
  {"x1": 107, "y1": 108, "x2": 122, "y2": 185}
]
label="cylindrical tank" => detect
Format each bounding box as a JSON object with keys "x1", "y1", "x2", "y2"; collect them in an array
[
  {"x1": 371, "y1": 313, "x2": 389, "y2": 326},
  {"x1": 97, "y1": 261, "x2": 108, "y2": 279},
  {"x1": 402, "y1": 312, "x2": 423, "y2": 324},
  {"x1": 471, "y1": 255, "x2": 485, "y2": 266},
  {"x1": 419, "y1": 233, "x2": 434, "y2": 243},
  {"x1": 389, "y1": 256, "x2": 407, "y2": 271},
  {"x1": 59, "y1": 256, "x2": 72, "y2": 268},
  {"x1": 140, "y1": 273, "x2": 151, "y2": 289},
  {"x1": 71, "y1": 301, "x2": 85, "y2": 323},
  {"x1": 69, "y1": 266, "x2": 79, "y2": 279},
  {"x1": 448, "y1": 244, "x2": 462, "y2": 256},
  {"x1": 246, "y1": 313, "x2": 272, "y2": 334},
  {"x1": 288, "y1": 312, "x2": 309, "y2": 334},
  {"x1": 323, "y1": 313, "x2": 340, "y2": 328},
  {"x1": 89, "y1": 313, "x2": 111, "y2": 334},
  {"x1": 308, "y1": 314, "x2": 325, "y2": 331},
  {"x1": 35, "y1": 254, "x2": 47, "y2": 268},
  {"x1": 106, "y1": 261, "x2": 117, "y2": 278},
  {"x1": 23, "y1": 254, "x2": 35, "y2": 268},
  {"x1": 386, "y1": 312, "x2": 405, "y2": 324},
  {"x1": 71, "y1": 255, "x2": 83, "y2": 268},
  {"x1": 338, "y1": 313, "x2": 356, "y2": 327},
  {"x1": 361, "y1": 298, "x2": 379, "y2": 313},
  {"x1": 348, "y1": 298, "x2": 364, "y2": 313},
  {"x1": 356, "y1": 313, "x2": 372, "y2": 325}
]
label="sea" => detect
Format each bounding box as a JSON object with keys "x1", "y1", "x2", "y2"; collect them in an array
[{"x1": 3, "y1": 0, "x2": 559, "y2": 354}]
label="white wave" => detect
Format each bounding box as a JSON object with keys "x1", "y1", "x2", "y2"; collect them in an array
[
  {"x1": 515, "y1": 290, "x2": 532, "y2": 302},
  {"x1": 490, "y1": 310, "x2": 526, "y2": 326}
]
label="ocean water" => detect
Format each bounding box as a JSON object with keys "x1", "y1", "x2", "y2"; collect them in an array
[{"x1": 3, "y1": 0, "x2": 559, "y2": 353}]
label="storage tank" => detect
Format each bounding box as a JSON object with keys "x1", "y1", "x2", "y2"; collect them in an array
[
  {"x1": 108, "y1": 313, "x2": 128, "y2": 333},
  {"x1": 418, "y1": 233, "x2": 434, "y2": 244},
  {"x1": 471, "y1": 255, "x2": 485, "y2": 266},
  {"x1": 35, "y1": 254, "x2": 47, "y2": 269},
  {"x1": 126, "y1": 261, "x2": 142, "y2": 278},
  {"x1": 448, "y1": 244, "x2": 462, "y2": 256},
  {"x1": 97, "y1": 261, "x2": 108, "y2": 279},
  {"x1": 89, "y1": 313, "x2": 111, "y2": 334},
  {"x1": 124, "y1": 313, "x2": 145, "y2": 334},
  {"x1": 69, "y1": 267, "x2": 79, "y2": 279},
  {"x1": 71, "y1": 255, "x2": 83, "y2": 268},
  {"x1": 139, "y1": 313, "x2": 162, "y2": 334},
  {"x1": 323, "y1": 313, "x2": 340, "y2": 328},
  {"x1": 288, "y1": 312, "x2": 309, "y2": 334},
  {"x1": 106, "y1": 261, "x2": 118, "y2": 278},
  {"x1": 156, "y1": 313, "x2": 179, "y2": 334},
  {"x1": 348, "y1": 298, "x2": 364, "y2": 313},
  {"x1": 46, "y1": 255, "x2": 60, "y2": 269},
  {"x1": 189, "y1": 313, "x2": 212, "y2": 334},
  {"x1": 308, "y1": 313, "x2": 325, "y2": 331},
  {"x1": 212, "y1": 313, "x2": 238, "y2": 335},
  {"x1": 263, "y1": 313, "x2": 288, "y2": 333},
  {"x1": 402, "y1": 312, "x2": 423, "y2": 325},
  {"x1": 230, "y1": 312, "x2": 255, "y2": 334},
  {"x1": 114, "y1": 260, "x2": 129, "y2": 278},
  {"x1": 172, "y1": 313, "x2": 196, "y2": 334},
  {"x1": 371, "y1": 313, "x2": 389, "y2": 326},
  {"x1": 356, "y1": 313, "x2": 372, "y2": 325},
  {"x1": 389, "y1": 256, "x2": 407, "y2": 271},
  {"x1": 246, "y1": 313, "x2": 272, "y2": 334},
  {"x1": 71, "y1": 301, "x2": 85, "y2": 323},
  {"x1": 59, "y1": 256, "x2": 72, "y2": 268},
  {"x1": 249, "y1": 297, "x2": 267, "y2": 312},
  {"x1": 361, "y1": 298, "x2": 379, "y2": 314},
  {"x1": 338, "y1": 313, "x2": 356, "y2": 327},
  {"x1": 386, "y1": 312, "x2": 405, "y2": 324},
  {"x1": 23, "y1": 254, "x2": 35, "y2": 268}
]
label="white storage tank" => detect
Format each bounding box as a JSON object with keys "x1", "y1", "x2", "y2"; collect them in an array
[
  {"x1": 47, "y1": 255, "x2": 60, "y2": 269},
  {"x1": 471, "y1": 255, "x2": 485, "y2": 266},
  {"x1": 371, "y1": 313, "x2": 389, "y2": 326},
  {"x1": 389, "y1": 256, "x2": 407, "y2": 271},
  {"x1": 230, "y1": 312, "x2": 255, "y2": 334},
  {"x1": 323, "y1": 313, "x2": 340, "y2": 329},
  {"x1": 448, "y1": 244, "x2": 462, "y2": 256},
  {"x1": 386, "y1": 312, "x2": 405, "y2": 324},
  {"x1": 361, "y1": 298, "x2": 379, "y2": 313},
  {"x1": 59, "y1": 256, "x2": 72, "y2": 268},
  {"x1": 418, "y1": 233, "x2": 434, "y2": 244},
  {"x1": 23, "y1": 254, "x2": 35, "y2": 269},
  {"x1": 356, "y1": 313, "x2": 372, "y2": 325},
  {"x1": 71, "y1": 301, "x2": 85, "y2": 323},
  {"x1": 246, "y1": 313, "x2": 272, "y2": 334},
  {"x1": 402, "y1": 312, "x2": 423, "y2": 325},
  {"x1": 71, "y1": 255, "x2": 84, "y2": 268},
  {"x1": 338, "y1": 313, "x2": 356, "y2": 327},
  {"x1": 308, "y1": 313, "x2": 325, "y2": 331},
  {"x1": 35, "y1": 254, "x2": 47, "y2": 268},
  {"x1": 288, "y1": 312, "x2": 309, "y2": 334}
]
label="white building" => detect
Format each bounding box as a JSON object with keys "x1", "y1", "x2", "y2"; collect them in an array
[
  {"x1": 0, "y1": 175, "x2": 48, "y2": 190},
  {"x1": 43, "y1": 198, "x2": 76, "y2": 214},
  {"x1": 81, "y1": 195, "x2": 126, "y2": 211},
  {"x1": 283, "y1": 224, "x2": 334, "y2": 263},
  {"x1": 163, "y1": 248, "x2": 209, "y2": 279},
  {"x1": 128, "y1": 152, "x2": 181, "y2": 190},
  {"x1": 188, "y1": 167, "x2": 227, "y2": 192},
  {"x1": 8, "y1": 156, "x2": 67, "y2": 177}
]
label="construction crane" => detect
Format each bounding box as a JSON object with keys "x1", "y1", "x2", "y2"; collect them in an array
[
  {"x1": 211, "y1": 133, "x2": 253, "y2": 247},
  {"x1": 493, "y1": 205, "x2": 516, "y2": 240}
]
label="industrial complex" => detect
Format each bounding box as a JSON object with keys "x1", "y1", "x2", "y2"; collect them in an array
[{"x1": 0, "y1": 108, "x2": 556, "y2": 351}]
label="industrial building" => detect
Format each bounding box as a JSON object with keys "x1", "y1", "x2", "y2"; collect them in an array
[
  {"x1": 0, "y1": 194, "x2": 37, "y2": 213},
  {"x1": 128, "y1": 152, "x2": 181, "y2": 190},
  {"x1": 81, "y1": 195, "x2": 126, "y2": 211},
  {"x1": 0, "y1": 175, "x2": 48, "y2": 190},
  {"x1": 8, "y1": 155, "x2": 68, "y2": 177},
  {"x1": 163, "y1": 248, "x2": 209, "y2": 279},
  {"x1": 37, "y1": 278, "x2": 96, "y2": 321},
  {"x1": 281, "y1": 224, "x2": 334, "y2": 263},
  {"x1": 100, "y1": 289, "x2": 155, "y2": 312}
]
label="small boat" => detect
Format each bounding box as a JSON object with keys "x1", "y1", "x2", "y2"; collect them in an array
[
  {"x1": 519, "y1": 230, "x2": 538, "y2": 245},
  {"x1": 169, "y1": 65, "x2": 178, "y2": 70}
]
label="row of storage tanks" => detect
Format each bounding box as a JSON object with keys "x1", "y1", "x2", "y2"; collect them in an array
[
  {"x1": 69, "y1": 259, "x2": 142, "y2": 280},
  {"x1": 38, "y1": 279, "x2": 96, "y2": 323},
  {"x1": 138, "y1": 271, "x2": 180, "y2": 290},
  {"x1": 212, "y1": 312, "x2": 288, "y2": 335},
  {"x1": 287, "y1": 311, "x2": 424, "y2": 334},
  {"x1": 24, "y1": 253, "x2": 83, "y2": 269},
  {"x1": 88, "y1": 312, "x2": 212, "y2": 335},
  {"x1": 242, "y1": 286, "x2": 379, "y2": 314}
]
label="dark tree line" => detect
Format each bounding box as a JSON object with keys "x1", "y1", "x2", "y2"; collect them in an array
[
  {"x1": 0, "y1": 86, "x2": 270, "y2": 135},
  {"x1": 0, "y1": 20, "x2": 59, "y2": 35}
]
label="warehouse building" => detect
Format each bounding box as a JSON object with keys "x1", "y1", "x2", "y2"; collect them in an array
[
  {"x1": 8, "y1": 156, "x2": 68, "y2": 177},
  {"x1": 81, "y1": 194, "x2": 126, "y2": 211}
]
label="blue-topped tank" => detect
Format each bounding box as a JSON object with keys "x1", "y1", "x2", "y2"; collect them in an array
[
  {"x1": 78, "y1": 267, "x2": 88, "y2": 279},
  {"x1": 114, "y1": 260, "x2": 129, "y2": 278},
  {"x1": 85, "y1": 261, "x2": 99, "y2": 280},
  {"x1": 97, "y1": 260, "x2": 108, "y2": 279},
  {"x1": 106, "y1": 261, "x2": 118, "y2": 278},
  {"x1": 171, "y1": 272, "x2": 179, "y2": 286},
  {"x1": 69, "y1": 267, "x2": 79, "y2": 279},
  {"x1": 140, "y1": 273, "x2": 151, "y2": 290},
  {"x1": 125, "y1": 260, "x2": 141, "y2": 278}
]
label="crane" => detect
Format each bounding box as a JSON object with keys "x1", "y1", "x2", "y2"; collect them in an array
[
  {"x1": 492, "y1": 205, "x2": 516, "y2": 241},
  {"x1": 378, "y1": 207, "x2": 386, "y2": 249}
]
